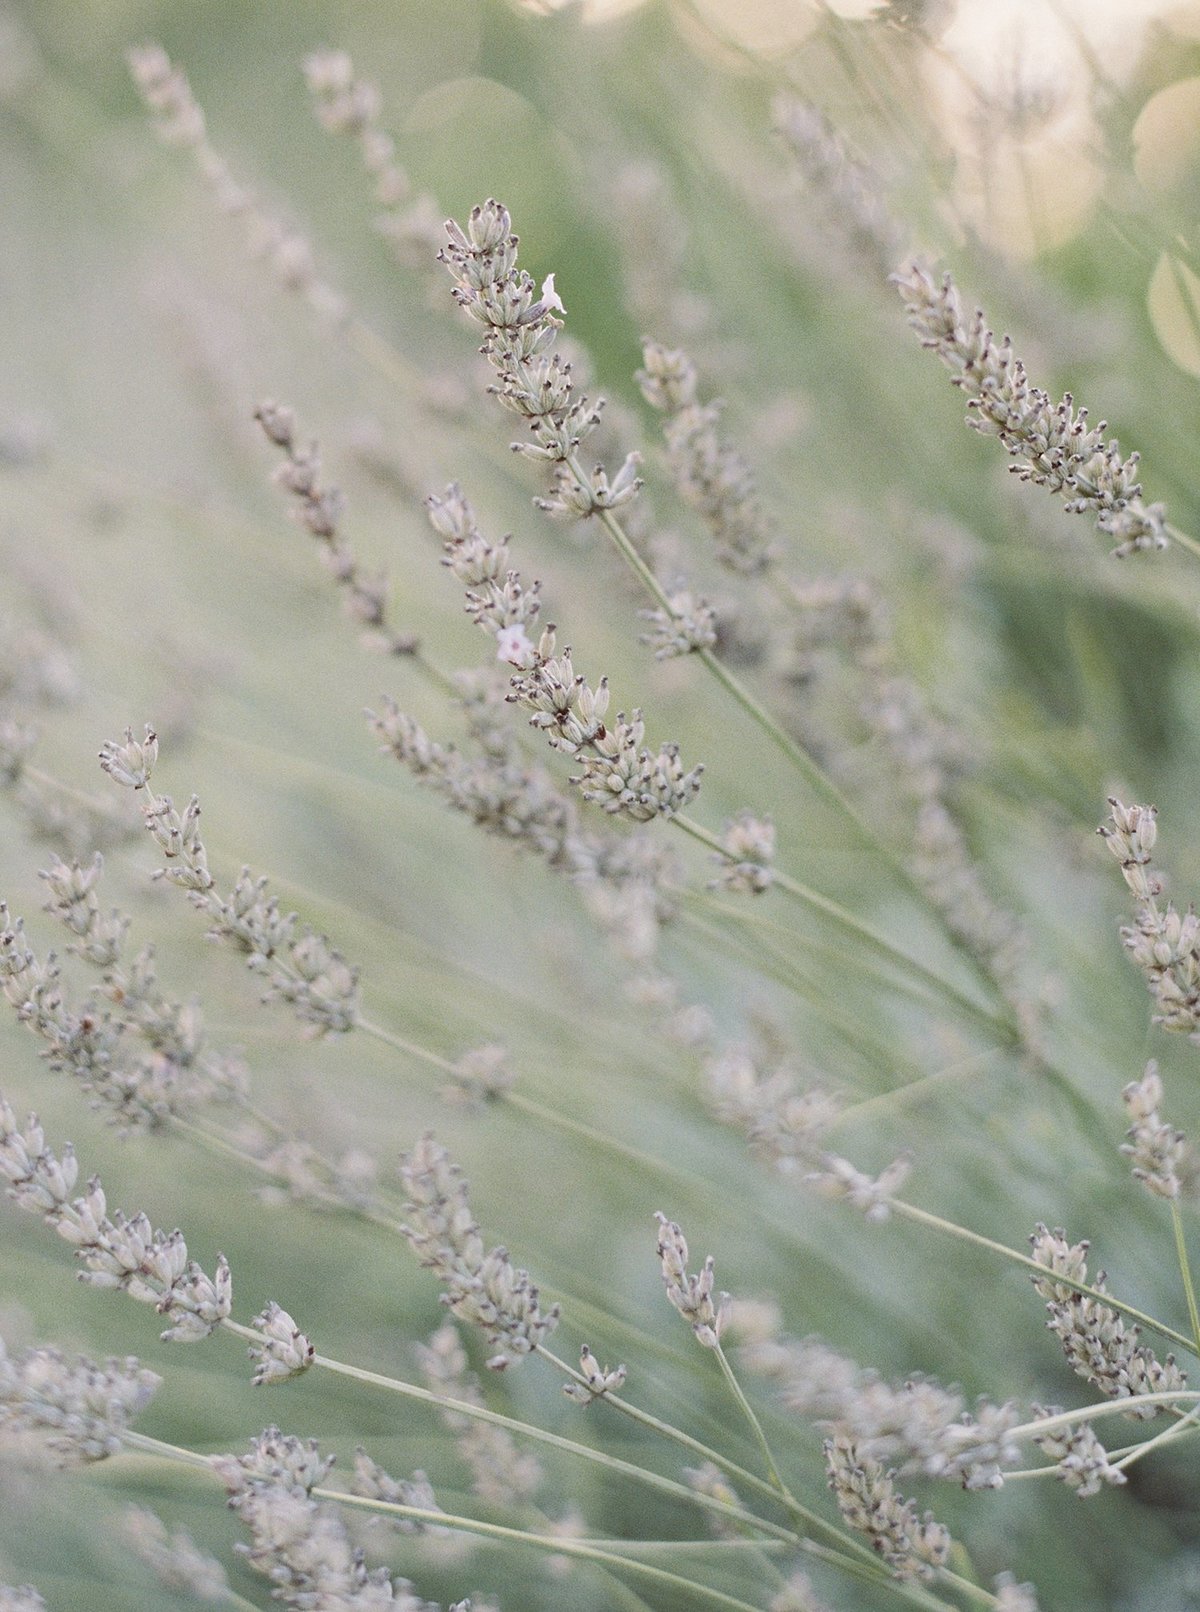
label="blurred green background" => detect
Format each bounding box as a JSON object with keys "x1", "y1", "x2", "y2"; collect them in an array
[{"x1": 5, "y1": 2, "x2": 1200, "y2": 1608}]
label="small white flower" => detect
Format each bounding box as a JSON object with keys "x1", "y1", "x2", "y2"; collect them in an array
[
  {"x1": 496, "y1": 623, "x2": 535, "y2": 667},
  {"x1": 540, "y1": 272, "x2": 565, "y2": 315}
]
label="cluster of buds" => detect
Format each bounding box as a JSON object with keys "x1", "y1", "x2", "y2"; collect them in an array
[
  {"x1": 1032, "y1": 1411, "x2": 1126, "y2": 1498},
  {"x1": 127, "y1": 45, "x2": 346, "y2": 321},
  {"x1": 441, "y1": 200, "x2": 641, "y2": 521},
  {"x1": 637, "y1": 341, "x2": 776, "y2": 574},
  {"x1": 100, "y1": 728, "x2": 360, "y2": 1036},
  {"x1": 399, "y1": 1135, "x2": 559, "y2": 1369},
  {"x1": 1030, "y1": 1224, "x2": 1187, "y2": 1417},
  {"x1": 255, "y1": 402, "x2": 417, "y2": 658},
  {"x1": 0, "y1": 1100, "x2": 231, "y2": 1342},
  {"x1": 303, "y1": 48, "x2": 443, "y2": 269},
  {"x1": 248, "y1": 1302, "x2": 315, "y2": 1387},
  {"x1": 1121, "y1": 1061, "x2": 1186, "y2": 1200},
  {"x1": 710, "y1": 813, "x2": 776, "y2": 895},
  {"x1": 894, "y1": 264, "x2": 1167, "y2": 557},
  {"x1": 428, "y1": 488, "x2": 702, "y2": 822},
  {"x1": 1100, "y1": 799, "x2": 1200, "y2": 1040},
  {"x1": 563, "y1": 1344, "x2": 627, "y2": 1404},
  {"x1": 654, "y1": 1212, "x2": 729, "y2": 1349},
  {"x1": 0, "y1": 1336, "x2": 160, "y2": 1464},
  {"x1": 823, "y1": 1433, "x2": 950, "y2": 1580}
]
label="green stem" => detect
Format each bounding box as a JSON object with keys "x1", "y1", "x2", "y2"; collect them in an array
[
  {"x1": 1166, "y1": 522, "x2": 1200, "y2": 562},
  {"x1": 537, "y1": 1343, "x2": 879, "y2": 1569},
  {"x1": 1170, "y1": 1197, "x2": 1200, "y2": 1355},
  {"x1": 714, "y1": 1342, "x2": 786, "y2": 1494},
  {"x1": 122, "y1": 1428, "x2": 774, "y2": 1612},
  {"x1": 1008, "y1": 1392, "x2": 1200, "y2": 1442},
  {"x1": 322, "y1": 1490, "x2": 778, "y2": 1612},
  {"x1": 357, "y1": 1016, "x2": 703, "y2": 1194},
  {"x1": 1111, "y1": 1403, "x2": 1200, "y2": 1472},
  {"x1": 573, "y1": 458, "x2": 1011, "y2": 1011},
  {"x1": 685, "y1": 886, "x2": 990, "y2": 1030},
  {"x1": 834, "y1": 1048, "x2": 1005, "y2": 1125},
  {"x1": 678, "y1": 901, "x2": 930, "y2": 1084},
  {"x1": 889, "y1": 1198, "x2": 1196, "y2": 1355},
  {"x1": 216, "y1": 1319, "x2": 799, "y2": 1546},
  {"x1": 674, "y1": 813, "x2": 1012, "y2": 1041}
]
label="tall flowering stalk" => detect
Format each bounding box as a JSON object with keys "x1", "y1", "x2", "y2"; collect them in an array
[
  {"x1": 823, "y1": 1433, "x2": 951, "y2": 1581},
  {"x1": 14, "y1": 20, "x2": 1200, "y2": 1612},
  {"x1": 436, "y1": 199, "x2": 973, "y2": 923}
]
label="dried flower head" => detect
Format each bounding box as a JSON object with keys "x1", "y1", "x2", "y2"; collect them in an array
[
  {"x1": 254, "y1": 402, "x2": 417, "y2": 658},
  {"x1": 427, "y1": 485, "x2": 702, "y2": 822},
  {"x1": 0, "y1": 1098, "x2": 231, "y2": 1341},
  {"x1": 894, "y1": 264, "x2": 1167, "y2": 557},
  {"x1": 1100, "y1": 799, "x2": 1200, "y2": 1040},
  {"x1": 415, "y1": 1324, "x2": 544, "y2": 1504},
  {"x1": 128, "y1": 45, "x2": 347, "y2": 321},
  {"x1": 440, "y1": 199, "x2": 641, "y2": 520},
  {"x1": 639, "y1": 589, "x2": 718, "y2": 661},
  {"x1": 704, "y1": 1047, "x2": 839, "y2": 1170},
  {"x1": 710, "y1": 813, "x2": 776, "y2": 895},
  {"x1": 563, "y1": 1344, "x2": 627, "y2": 1404},
  {"x1": 303, "y1": 48, "x2": 443, "y2": 270},
  {"x1": 739, "y1": 1324, "x2": 1020, "y2": 1491},
  {"x1": 0, "y1": 1335, "x2": 160, "y2": 1464},
  {"x1": 400, "y1": 1136, "x2": 559, "y2": 1368},
  {"x1": 1121, "y1": 1061, "x2": 1185, "y2": 1200},
  {"x1": 248, "y1": 1302, "x2": 315, "y2": 1387},
  {"x1": 683, "y1": 1461, "x2": 744, "y2": 1539},
  {"x1": 806, "y1": 1152, "x2": 912, "y2": 1221},
  {"x1": 774, "y1": 97, "x2": 906, "y2": 280},
  {"x1": 1030, "y1": 1224, "x2": 1187, "y2": 1416},
  {"x1": 769, "y1": 1571, "x2": 832, "y2": 1612},
  {"x1": 0, "y1": 1587, "x2": 47, "y2": 1612},
  {"x1": 654, "y1": 1212, "x2": 729, "y2": 1348},
  {"x1": 1032, "y1": 1410, "x2": 1127, "y2": 1498},
  {"x1": 638, "y1": 341, "x2": 776, "y2": 574},
  {"x1": 101, "y1": 731, "x2": 360, "y2": 1036},
  {"x1": 824, "y1": 1432, "x2": 951, "y2": 1579},
  {"x1": 122, "y1": 1506, "x2": 230, "y2": 1601}
]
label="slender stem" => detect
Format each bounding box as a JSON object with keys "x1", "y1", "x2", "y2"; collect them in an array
[
  {"x1": 685, "y1": 886, "x2": 991, "y2": 1029},
  {"x1": 834, "y1": 1048, "x2": 1005, "y2": 1125},
  {"x1": 572, "y1": 457, "x2": 1012, "y2": 1011},
  {"x1": 714, "y1": 1342, "x2": 786, "y2": 1494},
  {"x1": 216, "y1": 1319, "x2": 800, "y2": 1546},
  {"x1": 1111, "y1": 1403, "x2": 1200, "y2": 1472},
  {"x1": 537, "y1": 1343, "x2": 879, "y2": 1569},
  {"x1": 1170, "y1": 1197, "x2": 1200, "y2": 1356},
  {"x1": 122, "y1": 1427, "x2": 776, "y2": 1612},
  {"x1": 678, "y1": 902, "x2": 930, "y2": 1084},
  {"x1": 1167, "y1": 521, "x2": 1200, "y2": 561},
  {"x1": 888, "y1": 1199, "x2": 1196, "y2": 1355},
  {"x1": 321, "y1": 1489, "x2": 779, "y2": 1612},
  {"x1": 357, "y1": 1015, "x2": 704, "y2": 1194},
  {"x1": 120, "y1": 1428, "x2": 219, "y2": 1472},
  {"x1": 674, "y1": 813, "x2": 1013, "y2": 1041},
  {"x1": 1008, "y1": 1392, "x2": 1200, "y2": 1441}
]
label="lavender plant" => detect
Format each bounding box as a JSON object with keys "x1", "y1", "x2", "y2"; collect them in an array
[{"x1": 4, "y1": 5, "x2": 1200, "y2": 1612}]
